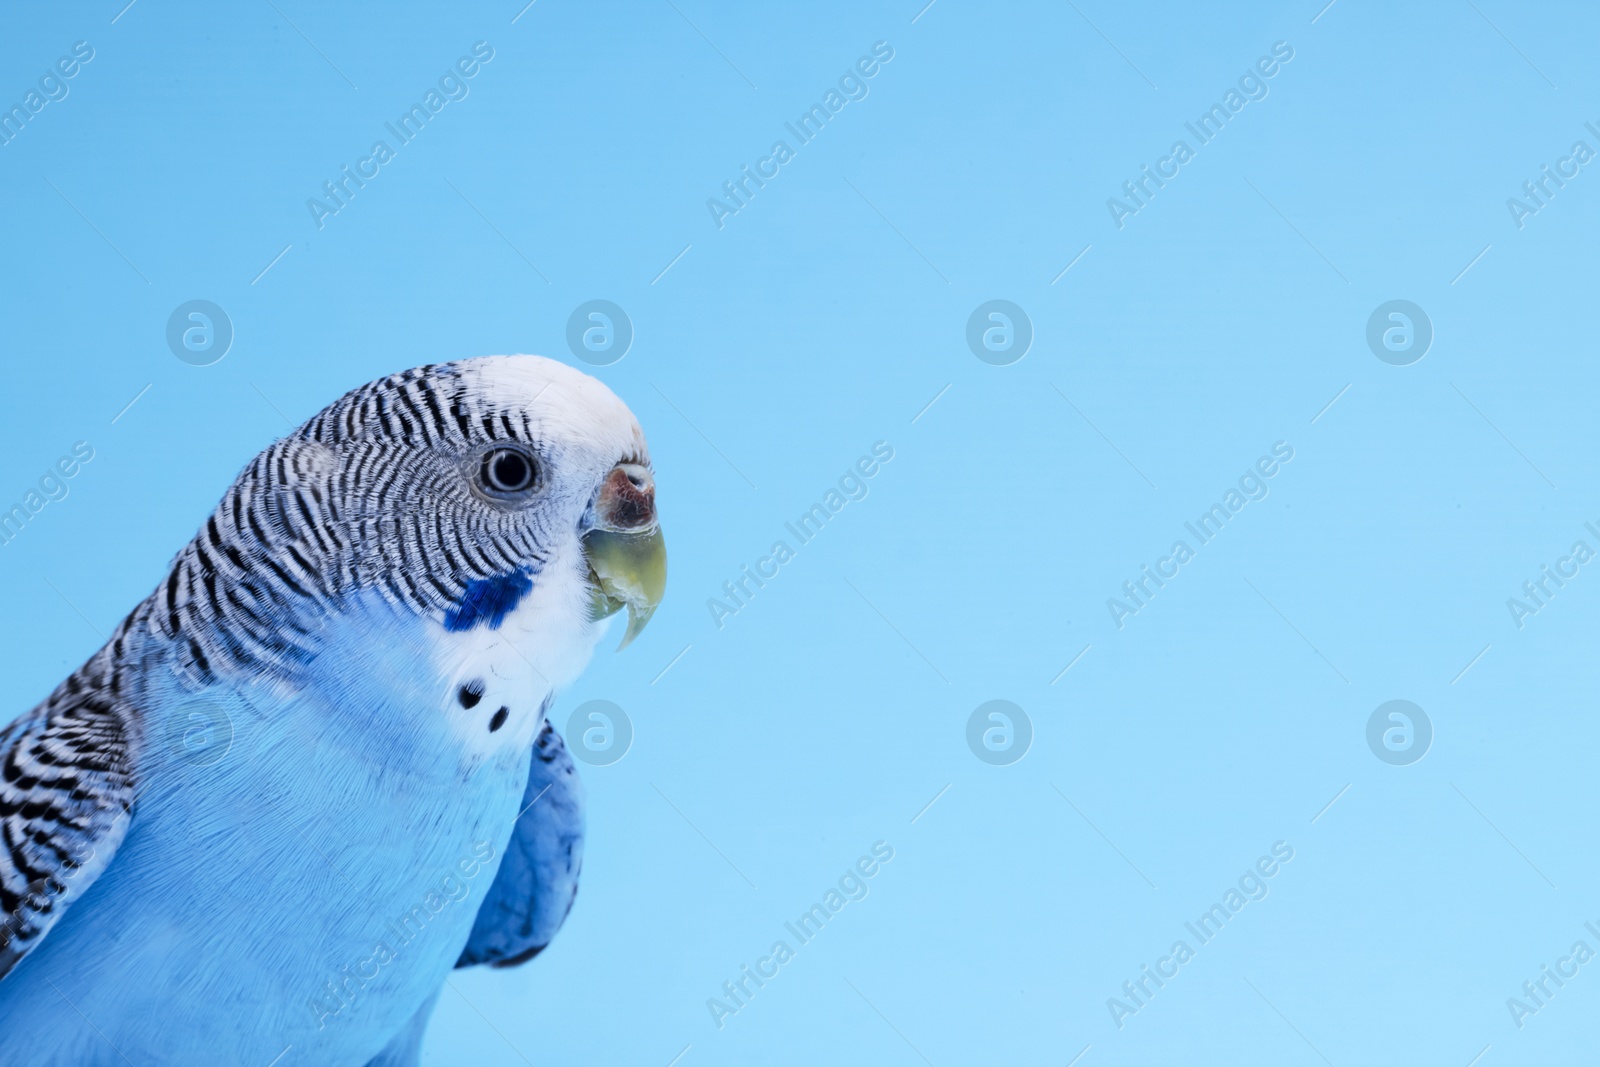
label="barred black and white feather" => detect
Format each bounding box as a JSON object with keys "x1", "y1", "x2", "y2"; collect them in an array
[{"x1": 0, "y1": 650, "x2": 134, "y2": 977}]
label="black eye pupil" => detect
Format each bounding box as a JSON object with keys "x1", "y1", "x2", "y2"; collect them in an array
[{"x1": 483, "y1": 450, "x2": 533, "y2": 493}]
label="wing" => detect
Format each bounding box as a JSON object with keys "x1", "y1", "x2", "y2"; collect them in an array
[
  {"x1": 0, "y1": 669, "x2": 136, "y2": 980},
  {"x1": 456, "y1": 718, "x2": 585, "y2": 968}
]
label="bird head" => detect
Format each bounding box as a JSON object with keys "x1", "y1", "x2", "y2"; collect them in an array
[{"x1": 251, "y1": 355, "x2": 665, "y2": 656}]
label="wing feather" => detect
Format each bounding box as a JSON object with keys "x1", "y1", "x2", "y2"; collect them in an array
[
  {"x1": 0, "y1": 670, "x2": 136, "y2": 980},
  {"x1": 456, "y1": 719, "x2": 584, "y2": 968}
]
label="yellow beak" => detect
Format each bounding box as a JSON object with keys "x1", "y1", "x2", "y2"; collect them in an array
[{"x1": 583, "y1": 525, "x2": 667, "y2": 650}]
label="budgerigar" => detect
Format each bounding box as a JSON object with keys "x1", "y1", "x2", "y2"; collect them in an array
[{"x1": 0, "y1": 356, "x2": 666, "y2": 1066}]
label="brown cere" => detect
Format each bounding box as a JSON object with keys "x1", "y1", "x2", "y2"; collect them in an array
[{"x1": 597, "y1": 466, "x2": 654, "y2": 530}]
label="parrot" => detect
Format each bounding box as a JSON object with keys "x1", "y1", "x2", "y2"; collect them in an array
[{"x1": 0, "y1": 355, "x2": 667, "y2": 1065}]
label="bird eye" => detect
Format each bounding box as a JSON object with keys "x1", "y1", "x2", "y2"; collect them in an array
[{"x1": 478, "y1": 448, "x2": 538, "y2": 497}]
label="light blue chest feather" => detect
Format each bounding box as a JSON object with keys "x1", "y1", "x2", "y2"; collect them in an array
[{"x1": 0, "y1": 596, "x2": 544, "y2": 1067}]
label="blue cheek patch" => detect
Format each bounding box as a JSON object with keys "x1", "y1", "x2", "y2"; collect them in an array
[{"x1": 445, "y1": 570, "x2": 535, "y2": 632}]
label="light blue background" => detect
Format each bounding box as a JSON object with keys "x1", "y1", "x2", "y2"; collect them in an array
[{"x1": 3, "y1": 1, "x2": 1598, "y2": 1064}]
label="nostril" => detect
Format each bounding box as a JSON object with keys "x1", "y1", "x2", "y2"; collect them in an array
[
  {"x1": 597, "y1": 464, "x2": 656, "y2": 530},
  {"x1": 618, "y1": 463, "x2": 652, "y2": 493}
]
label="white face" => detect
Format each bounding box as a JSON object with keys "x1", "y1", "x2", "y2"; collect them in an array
[{"x1": 426, "y1": 355, "x2": 651, "y2": 757}]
